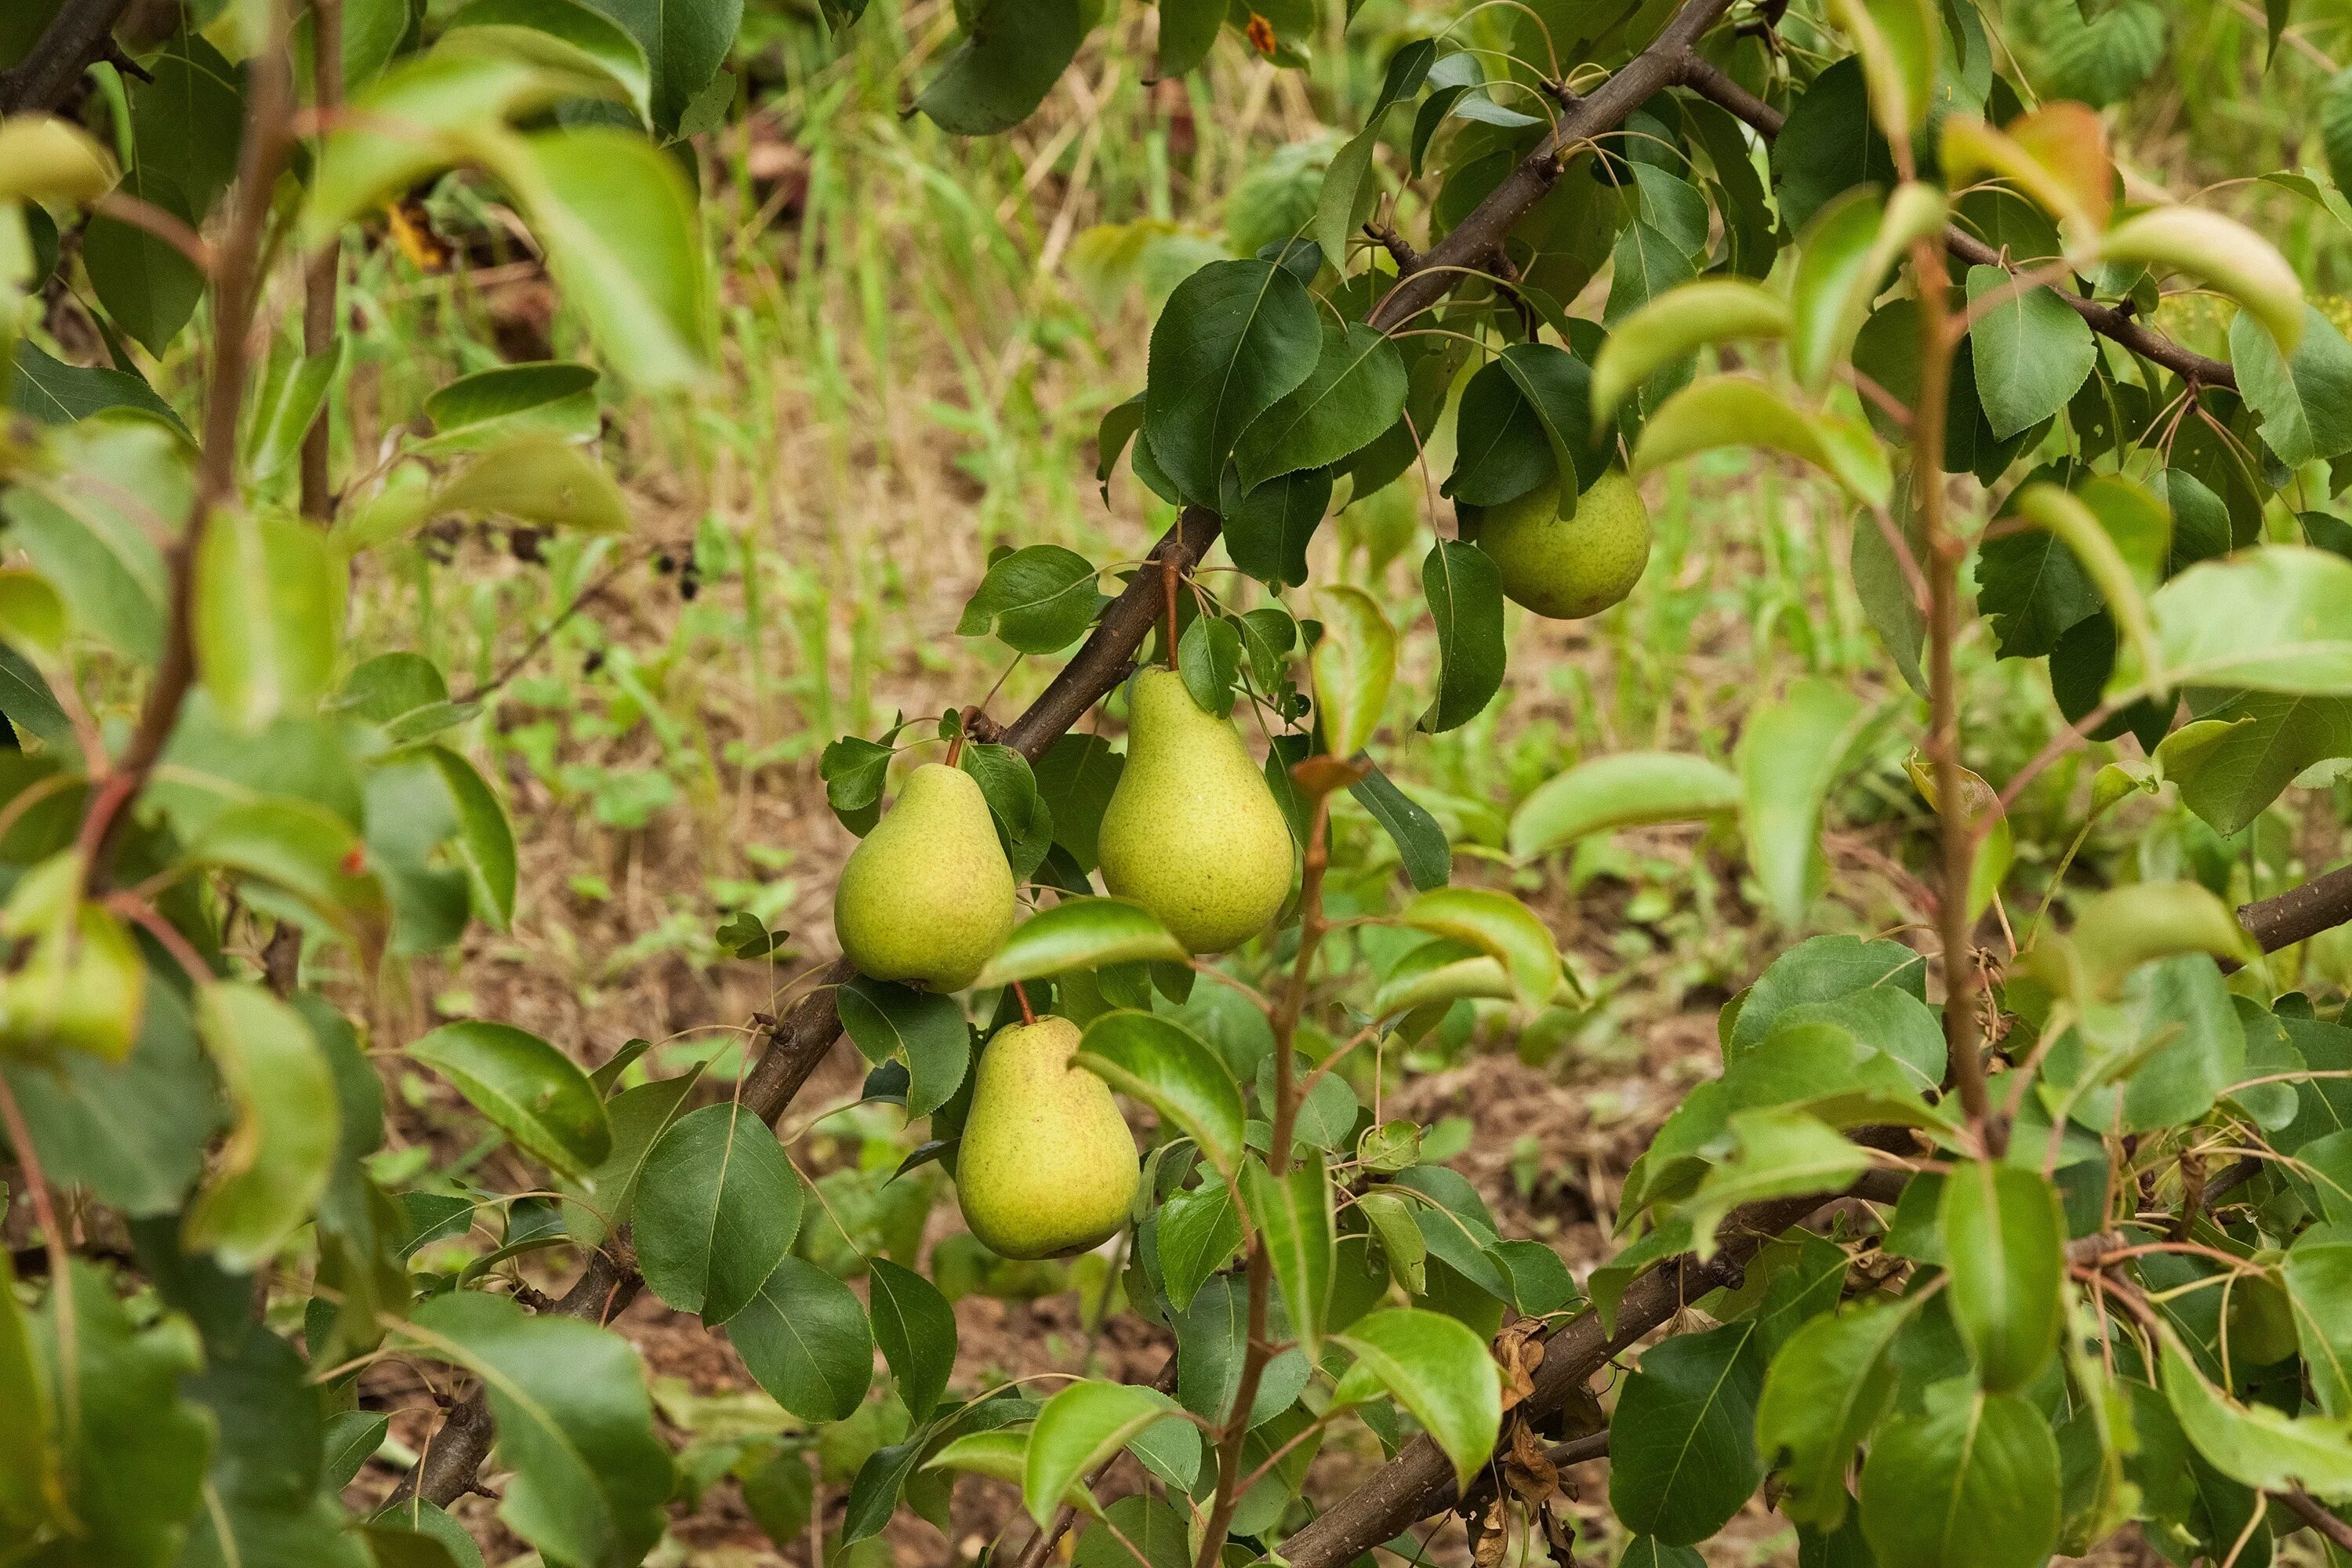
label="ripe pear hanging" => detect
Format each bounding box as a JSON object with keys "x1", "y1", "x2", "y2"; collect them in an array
[
  {"x1": 833, "y1": 762, "x2": 1015, "y2": 992},
  {"x1": 1475, "y1": 467, "x2": 1652, "y2": 619},
  {"x1": 1096, "y1": 666, "x2": 1294, "y2": 954},
  {"x1": 955, "y1": 1014, "x2": 1139, "y2": 1259}
]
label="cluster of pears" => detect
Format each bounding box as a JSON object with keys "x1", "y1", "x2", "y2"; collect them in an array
[
  {"x1": 829, "y1": 666, "x2": 1296, "y2": 1257},
  {"x1": 1476, "y1": 467, "x2": 1652, "y2": 619}
]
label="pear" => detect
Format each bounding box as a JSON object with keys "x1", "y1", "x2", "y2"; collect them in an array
[
  {"x1": 956, "y1": 1015, "x2": 1139, "y2": 1258},
  {"x1": 1475, "y1": 467, "x2": 1651, "y2": 619},
  {"x1": 833, "y1": 763, "x2": 1015, "y2": 991},
  {"x1": 1097, "y1": 667, "x2": 1294, "y2": 954}
]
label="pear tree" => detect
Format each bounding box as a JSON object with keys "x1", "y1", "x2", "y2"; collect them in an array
[{"x1": 12, "y1": 0, "x2": 2352, "y2": 1566}]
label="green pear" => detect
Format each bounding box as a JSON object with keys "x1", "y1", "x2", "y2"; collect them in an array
[
  {"x1": 956, "y1": 1015, "x2": 1138, "y2": 1259},
  {"x1": 833, "y1": 762, "x2": 1014, "y2": 991},
  {"x1": 1097, "y1": 666, "x2": 1294, "y2": 954},
  {"x1": 1475, "y1": 467, "x2": 1651, "y2": 619}
]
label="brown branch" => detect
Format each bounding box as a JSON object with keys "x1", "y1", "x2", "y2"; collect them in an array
[
  {"x1": 84, "y1": 4, "x2": 296, "y2": 886},
  {"x1": 1365, "y1": 0, "x2": 1740, "y2": 335},
  {"x1": 1672, "y1": 56, "x2": 2239, "y2": 392},
  {"x1": 2237, "y1": 863, "x2": 2352, "y2": 956},
  {"x1": 402, "y1": 506, "x2": 1228, "y2": 1506},
  {"x1": 299, "y1": 0, "x2": 346, "y2": 522},
  {"x1": 0, "y1": 0, "x2": 132, "y2": 114},
  {"x1": 1278, "y1": 1129, "x2": 1913, "y2": 1568},
  {"x1": 2283, "y1": 1490, "x2": 2352, "y2": 1554}
]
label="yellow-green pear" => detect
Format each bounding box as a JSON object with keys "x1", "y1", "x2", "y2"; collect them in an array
[
  {"x1": 1475, "y1": 467, "x2": 1651, "y2": 619},
  {"x1": 833, "y1": 763, "x2": 1014, "y2": 991},
  {"x1": 1097, "y1": 667, "x2": 1294, "y2": 954},
  {"x1": 956, "y1": 1015, "x2": 1139, "y2": 1259}
]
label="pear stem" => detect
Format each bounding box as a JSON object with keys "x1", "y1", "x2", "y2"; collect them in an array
[
  {"x1": 1010, "y1": 978, "x2": 1037, "y2": 1026},
  {"x1": 1162, "y1": 549, "x2": 1183, "y2": 670},
  {"x1": 944, "y1": 732, "x2": 964, "y2": 768}
]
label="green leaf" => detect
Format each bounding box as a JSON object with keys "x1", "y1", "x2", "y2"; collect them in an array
[
  {"x1": 1243, "y1": 1152, "x2": 1334, "y2": 1360},
  {"x1": 1940, "y1": 1161, "x2": 2063, "y2": 1393},
  {"x1": 1142, "y1": 259, "x2": 1321, "y2": 505},
  {"x1": 1773, "y1": 57, "x2": 1898, "y2": 231},
  {"x1": 1737, "y1": 678, "x2": 1869, "y2": 926},
  {"x1": 2230, "y1": 302, "x2": 2352, "y2": 466},
  {"x1": 1964, "y1": 263, "x2": 2096, "y2": 440},
  {"x1": 416, "y1": 745, "x2": 519, "y2": 928},
  {"x1": 0, "y1": 1251, "x2": 60, "y2": 1541},
  {"x1": 1233, "y1": 323, "x2": 1409, "y2": 492},
  {"x1": 489, "y1": 128, "x2": 713, "y2": 388},
  {"x1": 1156, "y1": 1181, "x2": 1243, "y2": 1312},
  {"x1": 405, "y1": 1291, "x2": 673, "y2": 1568},
  {"x1": 1, "y1": 980, "x2": 214, "y2": 1215},
  {"x1": 1221, "y1": 466, "x2": 1332, "y2": 587},
  {"x1": 128, "y1": 28, "x2": 242, "y2": 216},
  {"x1": 1312, "y1": 584, "x2": 1396, "y2": 760},
  {"x1": 976, "y1": 898, "x2": 1188, "y2": 988},
  {"x1": 1632, "y1": 376, "x2": 1891, "y2": 506},
  {"x1": 1178, "y1": 612, "x2": 1243, "y2": 718},
  {"x1": 425, "y1": 434, "x2": 630, "y2": 535},
  {"x1": 726, "y1": 1254, "x2": 875, "y2": 1421},
  {"x1": 452, "y1": 0, "x2": 655, "y2": 124},
  {"x1": 28, "y1": 1263, "x2": 211, "y2": 1566},
  {"x1": 2161, "y1": 1316, "x2": 2352, "y2": 1491},
  {"x1": 243, "y1": 331, "x2": 345, "y2": 483},
  {"x1": 2171, "y1": 692, "x2": 2352, "y2": 837},
  {"x1": 181, "y1": 983, "x2": 341, "y2": 1269},
  {"x1": 1443, "y1": 355, "x2": 1555, "y2": 506},
  {"x1": 1022, "y1": 1379, "x2": 1188, "y2": 1528},
  {"x1": 1418, "y1": 539, "x2": 1504, "y2": 735},
  {"x1": 83, "y1": 168, "x2": 204, "y2": 354},
  {"x1": 1331, "y1": 1307, "x2": 1504, "y2": 1494},
  {"x1": 1497, "y1": 340, "x2": 1610, "y2": 495},
  {"x1": 1309, "y1": 39, "x2": 1436, "y2": 267},
  {"x1": 1154, "y1": 0, "x2": 1221, "y2": 75},
  {"x1": 1790, "y1": 183, "x2": 1944, "y2": 394},
  {"x1": 1592, "y1": 278, "x2": 1790, "y2": 424},
  {"x1": 867, "y1": 1258, "x2": 957, "y2": 1421},
  {"x1": 9, "y1": 341, "x2": 187, "y2": 434},
  {"x1": 838, "y1": 976, "x2": 970, "y2": 1120},
  {"x1": 1508, "y1": 751, "x2": 1741, "y2": 859},
  {"x1": 4, "y1": 412, "x2": 181, "y2": 662},
  {"x1": 633, "y1": 1101, "x2": 802, "y2": 1325},
  {"x1": 419, "y1": 361, "x2": 601, "y2": 453},
  {"x1": 1859, "y1": 1385, "x2": 2061, "y2": 1568},
  {"x1": 2327, "y1": 67, "x2": 2352, "y2": 200},
  {"x1": 1076, "y1": 1010, "x2": 1246, "y2": 1175},
  {"x1": 193, "y1": 509, "x2": 342, "y2": 732},
  {"x1": 2100, "y1": 205, "x2": 2303, "y2": 355},
  {"x1": 2150, "y1": 546, "x2": 2352, "y2": 693},
  {"x1": 1349, "y1": 761, "x2": 1452, "y2": 891},
  {"x1": 956, "y1": 545, "x2": 1107, "y2": 655},
  {"x1": 560, "y1": 1073, "x2": 698, "y2": 1242},
  {"x1": 1398, "y1": 886, "x2": 1559, "y2": 1007},
  {"x1": 1608, "y1": 1321, "x2": 1766, "y2": 1545},
  {"x1": 1679, "y1": 1109, "x2": 1871, "y2": 1260},
  {"x1": 1177, "y1": 1272, "x2": 1310, "y2": 1428},
  {"x1": 912, "y1": 0, "x2": 1084, "y2": 136},
  {"x1": 408, "y1": 1020, "x2": 612, "y2": 1179},
  {"x1": 177, "y1": 1316, "x2": 372, "y2": 1568},
  {"x1": 1073, "y1": 1496, "x2": 1189, "y2": 1568},
  {"x1": 1757, "y1": 1296, "x2": 1918, "y2": 1528},
  {"x1": 1034, "y1": 734, "x2": 1123, "y2": 873}
]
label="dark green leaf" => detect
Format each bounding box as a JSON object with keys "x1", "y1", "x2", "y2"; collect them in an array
[
  {"x1": 1418, "y1": 540, "x2": 1504, "y2": 733},
  {"x1": 956, "y1": 545, "x2": 1107, "y2": 654},
  {"x1": 1034, "y1": 733, "x2": 1123, "y2": 873},
  {"x1": 2230, "y1": 303, "x2": 2352, "y2": 466},
  {"x1": 1772, "y1": 57, "x2": 1897, "y2": 232},
  {"x1": 913, "y1": 0, "x2": 1084, "y2": 136},
  {"x1": 1940, "y1": 1161, "x2": 2064, "y2": 1393},
  {"x1": 838, "y1": 975, "x2": 969, "y2": 1119},
  {"x1": 1232, "y1": 323, "x2": 1408, "y2": 491},
  {"x1": 1143, "y1": 259, "x2": 1321, "y2": 505},
  {"x1": 1608, "y1": 1321, "x2": 1766, "y2": 1544},
  {"x1": 634, "y1": 1101, "x2": 804, "y2": 1324},
  {"x1": 1860, "y1": 1386, "x2": 2060, "y2": 1568},
  {"x1": 1757, "y1": 1297, "x2": 1916, "y2": 1528},
  {"x1": 84, "y1": 168, "x2": 205, "y2": 354},
  {"x1": 1964, "y1": 265, "x2": 2096, "y2": 440},
  {"x1": 1349, "y1": 760, "x2": 1450, "y2": 891},
  {"x1": 405, "y1": 1292, "x2": 673, "y2": 1568},
  {"x1": 408, "y1": 1020, "x2": 612, "y2": 1179},
  {"x1": 575, "y1": 0, "x2": 738, "y2": 129},
  {"x1": 726, "y1": 1255, "x2": 876, "y2": 1421},
  {"x1": 8, "y1": 341, "x2": 188, "y2": 434},
  {"x1": 867, "y1": 1258, "x2": 957, "y2": 1421},
  {"x1": 1221, "y1": 465, "x2": 1333, "y2": 587}
]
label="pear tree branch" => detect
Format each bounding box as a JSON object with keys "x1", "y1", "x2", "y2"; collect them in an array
[
  {"x1": 1671, "y1": 56, "x2": 2239, "y2": 392},
  {"x1": 0, "y1": 0, "x2": 132, "y2": 114}
]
